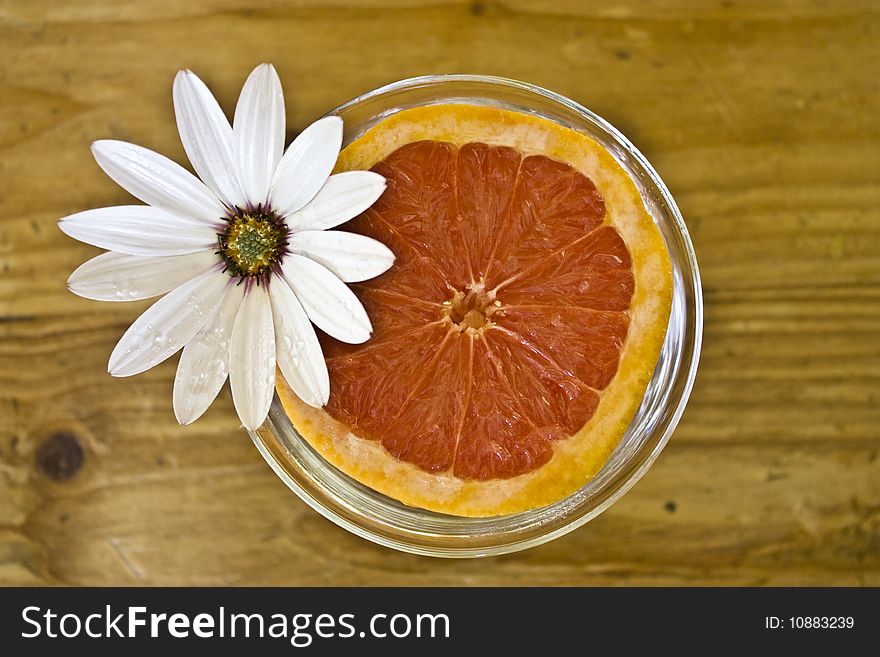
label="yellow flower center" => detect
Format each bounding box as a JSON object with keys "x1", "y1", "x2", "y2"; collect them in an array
[{"x1": 217, "y1": 207, "x2": 288, "y2": 281}]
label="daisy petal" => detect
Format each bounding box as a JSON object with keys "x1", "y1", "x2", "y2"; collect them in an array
[
  {"x1": 269, "y1": 116, "x2": 343, "y2": 217},
  {"x1": 269, "y1": 277, "x2": 329, "y2": 407},
  {"x1": 68, "y1": 250, "x2": 217, "y2": 302},
  {"x1": 59, "y1": 206, "x2": 217, "y2": 256},
  {"x1": 91, "y1": 140, "x2": 226, "y2": 225},
  {"x1": 229, "y1": 285, "x2": 276, "y2": 430},
  {"x1": 289, "y1": 230, "x2": 394, "y2": 282},
  {"x1": 173, "y1": 69, "x2": 246, "y2": 208},
  {"x1": 286, "y1": 171, "x2": 386, "y2": 231},
  {"x1": 281, "y1": 254, "x2": 372, "y2": 344},
  {"x1": 233, "y1": 63, "x2": 285, "y2": 206},
  {"x1": 173, "y1": 282, "x2": 244, "y2": 425},
  {"x1": 109, "y1": 268, "x2": 230, "y2": 377}
]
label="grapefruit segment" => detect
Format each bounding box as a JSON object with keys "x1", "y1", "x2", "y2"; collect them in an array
[
  {"x1": 483, "y1": 328, "x2": 600, "y2": 437},
  {"x1": 322, "y1": 287, "x2": 442, "y2": 360},
  {"x1": 494, "y1": 225, "x2": 634, "y2": 310},
  {"x1": 455, "y1": 142, "x2": 522, "y2": 279},
  {"x1": 382, "y1": 334, "x2": 472, "y2": 473},
  {"x1": 345, "y1": 208, "x2": 451, "y2": 303},
  {"x1": 453, "y1": 337, "x2": 553, "y2": 480},
  {"x1": 487, "y1": 155, "x2": 605, "y2": 285},
  {"x1": 324, "y1": 322, "x2": 448, "y2": 440},
  {"x1": 492, "y1": 306, "x2": 628, "y2": 390},
  {"x1": 370, "y1": 141, "x2": 471, "y2": 289},
  {"x1": 277, "y1": 104, "x2": 673, "y2": 517}
]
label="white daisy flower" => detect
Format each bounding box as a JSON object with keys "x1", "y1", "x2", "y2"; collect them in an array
[{"x1": 59, "y1": 64, "x2": 394, "y2": 430}]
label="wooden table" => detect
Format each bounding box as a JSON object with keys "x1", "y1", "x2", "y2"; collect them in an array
[{"x1": 1, "y1": 0, "x2": 877, "y2": 586}]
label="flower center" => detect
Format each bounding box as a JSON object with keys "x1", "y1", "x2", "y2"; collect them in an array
[
  {"x1": 217, "y1": 207, "x2": 288, "y2": 281},
  {"x1": 445, "y1": 283, "x2": 498, "y2": 334}
]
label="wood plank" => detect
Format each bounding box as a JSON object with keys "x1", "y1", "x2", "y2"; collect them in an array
[{"x1": 4, "y1": 443, "x2": 877, "y2": 585}]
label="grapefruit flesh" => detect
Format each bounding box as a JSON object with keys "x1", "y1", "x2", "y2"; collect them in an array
[{"x1": 277, "y1": 104, "x2": 673, "y2": 516}]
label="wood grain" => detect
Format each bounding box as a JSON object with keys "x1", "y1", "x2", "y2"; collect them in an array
[{"x1": 1, "y1": 0, "x2": 878, "y2": 585}]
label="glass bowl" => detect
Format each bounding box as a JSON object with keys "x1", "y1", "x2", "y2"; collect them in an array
[{"x1": 250, "y1": 74, "x2": 702, "y2": 557}]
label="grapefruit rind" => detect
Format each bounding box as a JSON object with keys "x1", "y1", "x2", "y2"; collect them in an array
[{"x1": 277, "y1": 104, "x2": 673, "y2": 517}]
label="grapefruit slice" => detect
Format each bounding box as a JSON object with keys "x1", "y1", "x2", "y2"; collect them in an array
[{"x1": 277, "y1": 104, "x2": 673, "y2": 517}]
